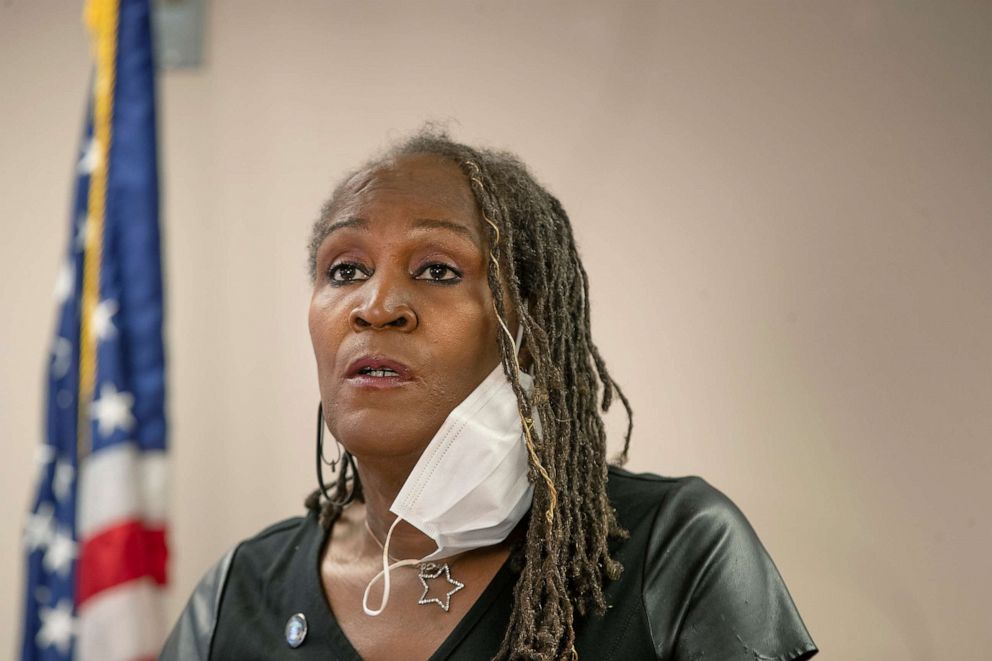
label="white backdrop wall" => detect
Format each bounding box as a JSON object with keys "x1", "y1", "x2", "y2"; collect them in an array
[{"x1": 2, "y1": 2, "x2": 990, "y2": 659}]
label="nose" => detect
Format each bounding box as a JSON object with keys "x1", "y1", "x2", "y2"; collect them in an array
[{"x1": 349, "y1": 274, "x2": 418, "y2": 332}]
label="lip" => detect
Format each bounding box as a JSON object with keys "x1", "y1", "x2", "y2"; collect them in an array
[{"x1": 344, "y1": 355, "x2": 414, "y2": 389}]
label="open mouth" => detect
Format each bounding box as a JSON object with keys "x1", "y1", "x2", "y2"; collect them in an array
[
  {"x1": 346, "y1": 357, "x2": 412, "y2": 384},
  {"x1": 358, "y1": 366, "x2": 400, "y2": 378}
]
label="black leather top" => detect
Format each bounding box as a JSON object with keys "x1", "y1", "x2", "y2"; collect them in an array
[{"x1": 161, "y1": 467, "x2": 817, "y2": 660}]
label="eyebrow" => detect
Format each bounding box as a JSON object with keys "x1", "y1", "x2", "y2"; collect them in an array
[
  {"x1": 324, "y1": 217, "x2": 480, "y2": 247},
  {"x1": 323, "y1": 217, "x2": 369, "y2": 236},
  {"x1": 411, "y1": 218, "x2": 479, "y2": 246}
]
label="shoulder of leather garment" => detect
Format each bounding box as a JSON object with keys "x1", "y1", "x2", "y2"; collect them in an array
[
  {"x1": 159, "y1": 545, "x2": 237, "y2": 661},
  {"x1": 159, "y1": 516, "x2": 307, "y2": 660},
  {"x1": 610, "y1": 469, "x2": 817, "y2": 660}
]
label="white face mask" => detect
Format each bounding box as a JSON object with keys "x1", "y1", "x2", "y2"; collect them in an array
[{"x1": 362, "y1": 327, "x2": 536, "y2": 616}]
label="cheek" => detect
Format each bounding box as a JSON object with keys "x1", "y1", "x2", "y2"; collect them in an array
[
  {"x1": 439, "y1": 299, "x2": 502, "y2": 376},
  {"x1": 307, "y1": 301, "x2": 325, "y2": 358},
  {"x1": 309, "y1": 300, "x2": 348, "y2": 436},
  {"x1": 308, "y1": 296, "x2": 344, "y2": 378}
]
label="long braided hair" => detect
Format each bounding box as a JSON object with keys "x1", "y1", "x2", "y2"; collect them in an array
[{"x1": 304, "y1": 129, "x2": 633, "y2": 660}]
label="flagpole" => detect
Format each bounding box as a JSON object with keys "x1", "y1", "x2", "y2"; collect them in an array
[{"x1": 77, "y1": 0, "x2": 119, "y2": 462}]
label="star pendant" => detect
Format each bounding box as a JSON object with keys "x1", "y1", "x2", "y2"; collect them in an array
[{"x1": 417, "y1": 562, "x2": 465, "y2": 612}]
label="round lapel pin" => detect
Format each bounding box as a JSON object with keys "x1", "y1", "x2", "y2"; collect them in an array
[{"x1": 285, "y1": 612, "x2": 308, "y2": 648}]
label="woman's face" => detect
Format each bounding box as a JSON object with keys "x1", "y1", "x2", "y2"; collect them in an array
[{"x1": 309, "y1": 153, "x2": 510, "y2": 463}]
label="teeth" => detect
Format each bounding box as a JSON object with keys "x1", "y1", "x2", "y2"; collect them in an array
[{"x1": 363, "y1": 368, "x2": 398, "y2": 377}]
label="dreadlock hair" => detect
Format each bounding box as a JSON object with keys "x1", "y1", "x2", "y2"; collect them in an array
[{"x1": 304, "y1": 128, "x2": 634, "y2": 660}]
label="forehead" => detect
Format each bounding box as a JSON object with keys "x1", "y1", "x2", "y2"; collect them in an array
[{"x1": 330, "y1": 154, "x2": 481, "y2": 234}]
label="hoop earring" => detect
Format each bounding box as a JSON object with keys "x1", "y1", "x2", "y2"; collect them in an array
[{"x1": 315, "y1": 402, "x2": 357, "y2": 507}]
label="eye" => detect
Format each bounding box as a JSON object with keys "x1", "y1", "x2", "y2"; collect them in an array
[
  {"x1": 327, "y1": 262, "x2": 371, "y2": 284},
  {"x1": 414, "y1": 263, "x2": 462, "y2": 283}
]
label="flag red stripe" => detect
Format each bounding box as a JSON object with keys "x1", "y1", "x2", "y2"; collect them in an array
[{"x1": 77, "y1": 520, "x2": 168, "y2": 607}]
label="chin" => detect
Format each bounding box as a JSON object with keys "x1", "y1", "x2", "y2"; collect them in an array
[{"x1": 328, "y1": 407, "x2": 439, "y2": 460}]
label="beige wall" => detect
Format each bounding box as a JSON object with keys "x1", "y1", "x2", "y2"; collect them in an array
[{"x1": 2, "y1": 1, "x2": 990, "y2": 658}]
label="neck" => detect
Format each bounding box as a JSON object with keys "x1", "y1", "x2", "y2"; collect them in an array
[{"x1": 354, "y1": 454, "x2": 439, "y2": 560}]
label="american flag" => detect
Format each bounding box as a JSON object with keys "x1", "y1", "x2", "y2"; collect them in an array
[{"x1": 21, "y1": 1, "x2": 168, "y2": 659}]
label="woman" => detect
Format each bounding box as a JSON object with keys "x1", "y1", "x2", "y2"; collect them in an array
[{"x1": 162, "y1": 131, "x2": 818, "y2": 660}]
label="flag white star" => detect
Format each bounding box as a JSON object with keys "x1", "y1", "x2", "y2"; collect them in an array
[
  {"x1": 53, "y1": 259, "x2": 74, "y2": 303},
  {"x1": 53, "y1": 461, "x2": 75, "y2": 502},
  {"x1": 36, "y1": 598, "x2": 75, "y2": 656},
  {"x1": 34, "y1": 444, "x2": 56, "y2": 468},
  {"x1": 43, "y1": 527, "x2": 77, "y2": 577},
  {"x1": 51, "y1": 337, "x2": 72, "y2": 379},
  {"x1": 77, "y1": 137, "x2": 101, "y2": 174},
  {"x1": 91, "y1": 298, "x2": 119, "y2": 341},
  {"x1": 24, "y1": 502, "x2": 55, "y2": 552},
  {"x1": 90, "y1": 383, "x2": 135, "y2": 437}
]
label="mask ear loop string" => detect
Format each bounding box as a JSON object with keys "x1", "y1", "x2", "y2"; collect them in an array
[
  {"x1": 362, "y1": 516, "x2": 422, "y2": 616},
  {"x1": 494, "y1": 309, "x2": 555, "y2": 525},
  {"x1": 467, "y1": 170, "x2": 558, "y2": 527}
]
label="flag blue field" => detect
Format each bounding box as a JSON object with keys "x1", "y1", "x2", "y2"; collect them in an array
[{"x1": 21, "y1": 1, "x2": 168, "y2": 659}]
